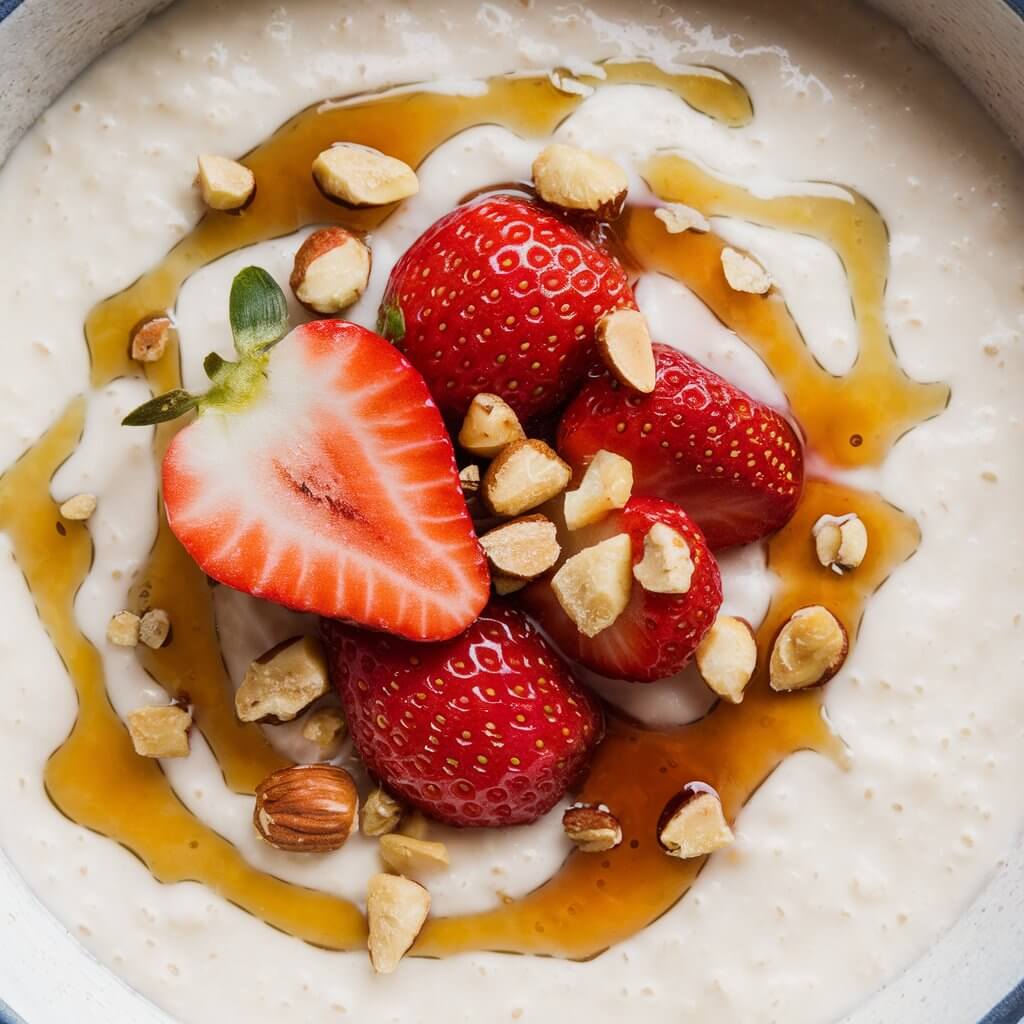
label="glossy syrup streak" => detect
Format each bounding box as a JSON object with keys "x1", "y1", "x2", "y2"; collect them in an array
[{"x1": 0, "y1": 61, "x2": 947, "y2": 960}]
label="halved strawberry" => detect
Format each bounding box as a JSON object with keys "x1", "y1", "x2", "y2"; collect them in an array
[
  {"x1": 324, "y1": 601, "x2": 604, "y2": 827},
  {"x1": 520, "y1": 495, "x2": 722, "y2": 683},
  {"x1": 125, "y1": 267, "x2": 489, "y2": 642},
  {"x1": 557, "y1": 344, "x2": 804, "y2": 549},
  {"x1": 378, "y1": 194, "x2": 635, "y2": 424}
]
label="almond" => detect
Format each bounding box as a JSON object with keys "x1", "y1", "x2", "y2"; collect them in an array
[
  {"x1": 551, "y1": 533, "x2": 633, "y2": 638},
  {"x1": 366, "y1": 873, "x2": 430, "y2": 974},
  {"x1": 379, "y1": 834, "x2": 450, "y2": 875},
  {"x1": 563, "y1": 450, "x2": 633, "y2": 531},
  {"x1": 289, "y1": 227, "x2": 371, "y2": 315},
  {"x1": 106, "y1": 610, "x2": 140, "y2": 647},
  {"x1": 197, "y1": 154, "x2": 255, "y2": 211},
  {"x1": 632, "y1": 522, "x2": 694, "y2": 594},
  {"x1": 59, "y1": 493, "x2": 97, "y2": 521},
  {"x1": 532, "y1": 143, "x2": 628, "y2": 218},
  {"x1": 657, "y1": 783, "x2": 734, "y2": 859},
  {"x1": 479, "y1": 515, "x2": 560, "y2": 581},
  {"x1": 721, "y1": 246, "x2": 772, "y2": 295},
  {"x1": 130, "y1": 316, "x2": 173, "y2": 363},
  {"x1": 695, "y1": 615, "x2": 757, "y2": 703},
  {"x1": 562, "y1": 804, "x2": 622, "y2": 853},
  {"x1": 312, "y1": 144, "x2": 418, "y2": 207},
  {"x1": 235, "y1": 636, "x2": 329, "y2": 724},
  {"x1": 139, "y1": 608, "x2": 171, "y2": 649},
  {"x1": 301, "y1": 707, "x2": 347, "y2": 755},
  {"x1": 654, "y1": 203, "x2": 709, "y2": 234},
  {"x1": 482, "y1": 439, "x2": 571, "y2": 517},
  {"x1": 769, "y1": 605, "x2": 848, "y2": 692},
  {"x1": 127, "y1": 705, "x2": 191, "y2": 759},
  {"x1": 457, "y1": 393, "x2": 525, "y2": 459},
  {"x1": 595, "y1": 309, "x2": 656, "y2": 393},
  {"x1": 361, "y1": 787, "x2": 404, "y2": 837},
  {"x1": 253, "y1": 764, "x2": 358, "y2": 853}
]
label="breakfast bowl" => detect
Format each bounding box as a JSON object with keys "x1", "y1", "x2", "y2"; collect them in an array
[{"x1": 1, "y1": 1, "x2": 1023, "y2": 1021}]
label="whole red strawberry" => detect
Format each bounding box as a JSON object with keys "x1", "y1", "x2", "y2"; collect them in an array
[
  {"x1": 323, "y1": 601, "x2": 603, "y2": 827},
  {"x1": 521, "y1": 496, "x2": 723, "y2": 683},
  {"x1": 558, "y1": 344, "x2": 804, "y2": 549},
  {"x1": 378, "y1": 194, "x2": 635, "y2": 424}
]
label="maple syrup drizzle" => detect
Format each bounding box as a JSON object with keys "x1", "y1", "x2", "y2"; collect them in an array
[{"x1": 0, "y1": 62, "x2": 941, "y2": 960}]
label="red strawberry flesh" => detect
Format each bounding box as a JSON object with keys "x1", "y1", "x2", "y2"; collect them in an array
[{"x1": 324, "y1": 601, "x2": 604, "y2": 827}]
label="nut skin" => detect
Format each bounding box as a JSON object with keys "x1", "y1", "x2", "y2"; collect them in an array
[
  {"x1": 656, "y1": 781, "x2": 733, "y2": 858},
  {"x1": 478, "y1": 514, "x2": 560, "y2": 581},
  {"x1": 253, "y1": 764, "x2": 358, "y2": 853},
  {"x1": 562, "y1": 804, "x2": 623, "y2": 853},
  {"x1": 289, "y1": 226, "x2": 371, "y2": 315}
]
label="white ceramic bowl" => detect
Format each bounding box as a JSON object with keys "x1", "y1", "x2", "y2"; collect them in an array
[{"x1": 0, "y1": 1, "x2": 1022, "y2": 1021}]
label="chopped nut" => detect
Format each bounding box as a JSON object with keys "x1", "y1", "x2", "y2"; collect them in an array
[
  {"x1": 398, "y1": 810, "x2": 432, "y2": 840},
  {"x1": 814, "y1": 522, "x2": 843, "y2": 568},
  {"x1": 197, "y1": 154, "x2": 255, "y2": 211},
  {"x1": 551, "y1": 533, "x2": 633, "y2": 638},
  {"x1": 562, "y1": 804, "x2": 622, "y2": 853},
  {"x1": 479, "y1": 515, "x2": 560, "y2": 580},
  {"x1": 107, "y1": 610, "x2": 140, "y2": 647},
  {"x1": 301, "y1": 707, "x2": 347, "y2": 754},
  {"x1": 361, "y1": 787, "x2": 404, "y2": 837},
  {"x1": 289, "y1": 227, "x2": 371, "y2": 315},
  {"x1": 654, "y1": 203, "x2": 710, "y2": 234},
  {"x1": 695, "y1": 616, "x2": 757, "y2": 703},
  {"x1": 482, "y1": 439, "x2": 571, "y2": 517},
  {"x1": 59, "y1": 493, "x2": 97, "y2": 521},
  {"x1": 366, "y1": 873, "x2": 431, "y2": 974},
  {"x1": 254, "y1": 764, "x2": 358, "y2": 853},
  {"x1": 595, "y1": 309, "x2": 656, "y2": 393},
  {"x1": 532, "y1": 143, "x2": 628, "y2": 217},
  {"x1": 139, "y1": 608, "x2": 171, "y2": 649},
  {"x1": 459, "y1": 464, "x2": 481, "y2": 500},
  {"x1": 127, "y1": 705, "x2": 191, "y2": 759},
  {"x1": 130, "y1": 317, "x2": 173, "y2": 363},
  {"x1": 235, "y1": 636, "x2": 330, "y2": 724},
  {"x1": 813, "y1": 514, "x2": 868, "y2": 572},
  {"x1": 312, "y1": 144, "x2": 418, "y2": 207},
  {"x1": 457, "y1": 393, "x2": 525, "y2": 459},
  {"x1": 632, "y1": 522, "x2": 694, "y2": 594},
  {"x1": 658, "y1": 784, "x2": 734, "y2": 859},
  {"x1": 493, "y1": 575, "x2": 528, "y2": 596},
  {"x1": 769, "y1": 606, "x2": 848, "y2": 692},
  {"x1": 721, "y1": 246, "x2": 772, "y2": 295},
  {"x1": 563, "y1": 450, "x2": 633, "y2": 530},
  {"x1": 379, "y1": 834, "x2": 450, "y2": 875}
]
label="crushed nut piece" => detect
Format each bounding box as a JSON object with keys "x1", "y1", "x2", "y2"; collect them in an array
[
  {"x1": 563, "y1": 449, "x2": 633, "y2": 530},
  {"x1": 127, "y1": 705, "x2": 191, "y2": 759},
  {"x1": 379, "y1": 834, "x2": 450, "y2": 875},
  {"x1": 813, "y1": 514, "x2": 869, "y2": 572},
  {"x1": 482, "y1": 439, "x2": 571, "y2": 517},
  {"x1": 695, "y1": 616, "x2": 757, "y2": 703},
  {"x1": 301, "y1": 707, "x2": 347, "y2": 755},
  {"x1": 289, "y1": 226, "x2": 371, "y2": 314},
  {"x1": 658, "y1": 783, "x2": 734, "y2": 859},
  {"x1": 107, "y1": 610, "x2": 141, "y2": 647},
  {"x1": 769, "y1": 605, "x2": 848, "y2": 692},
  {"x1": 532, "y1": 143, "x2": 628, "y2": 217},
  {"x1": 595, "y1": 308, "x2": 656, "y2": 393},
  {"x1": 398, "y1": 810, "x2": 432, "y2": 840},
  {"x1": 235, "y1": 636, "x2": 329, "y2": 724},
  {"x1": 130, "y1": 317, "x2": 173, "y2": 363},
  {"x1": 551, "y1": 533, "x2": 633, "y2": 638},
  {"x1": 361, "y1": 787, "x2": 404, "y2": 837},
  {"x1": 654, "y1": 203, "x2": 710, "y2": 234},
  {"x1": 197, "y1": 154, "x2": 255, "y2": 211},
  {"x1": 458, "y1": 393, "x2": 526, "y2": 459},
  {"x1": 632, "y1": 522, "x2": 694, "y2": 594},
  {"x1": 562, "y1": 804, "x2": 623, "y2": 853},
  {"x1": 139, "y1": 608, "x2": 171, "y2": 649},
  {"x1": 493, "y1": 575, "x2": 528, "y2": 596},
  {"x1": 312, "y1": 144, "x2": 418, "y2": 207},
  {"x1": 59, "y1": 493, "x2": 97, "y2": 521},
  {"x1": 366, "y1": 873, "x2": 431, "y2": 975},
  {"x1": 459, "y1": 464, "x2": 481, "y2": 500},
  {"x1": 721, "y1": 246, "x2": 772, "y2": 295},
  {"x1": 254, "y1": 764, "x2": 358, "y2": 853},
  {"x1": 479, "y1": 515, "x2": 560, "y2": 580}
]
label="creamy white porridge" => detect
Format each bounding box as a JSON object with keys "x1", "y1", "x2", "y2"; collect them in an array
[{"x1": 1, "y1": 0, "x2": 1023, "y2": 1022}]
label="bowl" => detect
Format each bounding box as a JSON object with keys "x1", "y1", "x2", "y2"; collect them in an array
[{"x1": 0, "y1": 1, "x2": 1021, "y2": 1021}]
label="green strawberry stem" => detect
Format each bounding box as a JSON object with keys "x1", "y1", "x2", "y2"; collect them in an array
[
  {"x1": 377, "y1": 303, "x2": 405, "y2": 343},
  {"x1": 123, "y1": 266, "x2": 289, "y2": 427}
]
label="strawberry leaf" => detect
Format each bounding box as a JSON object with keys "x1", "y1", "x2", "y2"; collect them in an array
[
  {"x1": 229, "y1": 266, "x2": 288, "y2": 356},
  {"x1": 122, "y1": 389, "x2": 198, "y2": 426}
]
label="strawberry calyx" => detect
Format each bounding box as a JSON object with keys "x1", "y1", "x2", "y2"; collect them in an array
[
  {"x1": 122, "y1": 266, "x2": 289, "y2": 426},
  {"x1": 376, "y1": 302, "x2": 405, "y2": 344}
]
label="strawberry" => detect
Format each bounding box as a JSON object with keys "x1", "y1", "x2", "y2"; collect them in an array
[
  {"x1": 520, "y1": 495, "x2": 722, "y2": 683},
  {"x1": 557, "y1": 343, "x2": 804, "y2": 549},
  {"x1": 124, "y1": 267, "x2": 489, "y2": 642},
  {"x1": 323, "y1": 601, "x2": 604, "y2": 827},
  {"x1": 378, "y1": 194, "x2": 635, "y2": 424}
]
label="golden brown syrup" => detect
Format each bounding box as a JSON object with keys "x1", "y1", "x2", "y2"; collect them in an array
[{"x1": 0, "y1": 62, "x2": 944, "y2": 960}]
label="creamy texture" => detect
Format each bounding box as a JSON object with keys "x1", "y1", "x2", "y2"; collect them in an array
[{"x1": 1, "y1": 0, "x2": 1024, "y2": 1022}]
